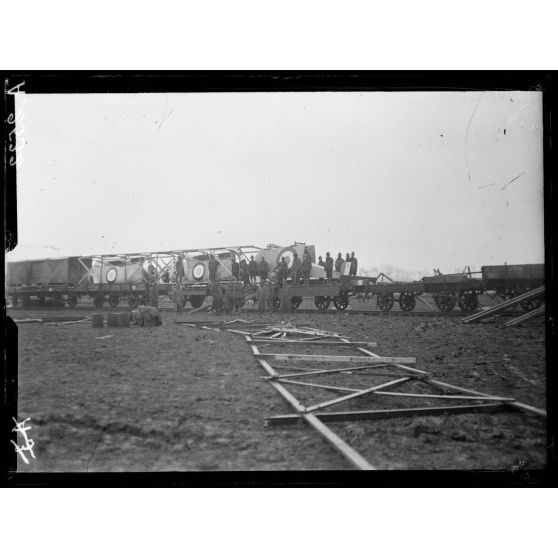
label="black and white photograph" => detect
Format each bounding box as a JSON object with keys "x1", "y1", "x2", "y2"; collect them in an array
[{"x1": 3, "y1": 73, "x2": 550, "y2": 480}]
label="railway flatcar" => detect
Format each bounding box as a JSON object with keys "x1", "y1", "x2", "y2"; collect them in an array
[{"x1": 481, "y1": 264, "x2": 545, "y2": 310}]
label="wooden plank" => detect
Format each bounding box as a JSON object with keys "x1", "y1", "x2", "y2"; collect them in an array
[
  {"x1": 279, "y1": 364, "x2": 394, "y2": 378},
  {"x1": 371, "y1": 391, "x2": 515, "y2": 402},
  {"x1": 424, "y1": 378, "x2": 547, "y2": 417},
  {"x1": 504, "y1": 305, "x2": 545, "y2": 326},
  {"x1": 266, "y1": 402, "x2": 507, "y2": 426},
  {"x1": 462, "y1": 285, "x2": 545, "y2": 324},
  {"x1": 274, "y1": 378, "x2": 359, "y2": 393},
  {"x1": 302, "y1": 413, "x2": 375, "y2": 470},
  {"x1": 258, "y1": 353, "x2": 416, "y2": 365},
  {"x1": 250, "y1": 339, "x2": 377, "y2": 347},
  {"x1": 305, "y1": 377, "x2": 411, "y2": 413},
  {"x1": 353, "y1": 345, "x2": 428, "y2": 375}
]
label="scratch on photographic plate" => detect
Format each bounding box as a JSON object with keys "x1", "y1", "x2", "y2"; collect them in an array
[
  {"x1": 86, "y1": 426, "x2": 108, "y2": 472},
  {"x1": 501, "y1": 171, "x2": 525, "y2": 191},
  {"x1": 156, "y1": 94, "x2": 175, "y2": 131}
]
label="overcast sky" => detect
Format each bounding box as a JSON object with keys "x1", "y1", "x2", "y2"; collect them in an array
[{"x1": 8, "y1": 90, "x2": 544, "y2": 275}]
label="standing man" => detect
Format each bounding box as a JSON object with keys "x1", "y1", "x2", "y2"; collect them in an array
[
  {"x1": 318, "y1": 256, "x2": 325, "y2": 268},
  {"x1": 211, "y1": 282, "x2": 224, "y2": 314},
  {"x1": 175, "y1": 256, "x2": 184, "y2": 282},
  {"x1": 231, "y1": 254, "x2": 240, "y2": 280},
  {"x1": 349, "y1": 252, "x2": 358, "y2": 276},
  {"x1": 208, "y1": 254, "x2": 219, "y2": 283},
  {"x1": 224, "y1": 281, "x2": 234, "y2": 314},
  {"x1": 325, "y1": 252, "x2": 334, "y2": 282},
  {"x1": 335, "y1": 253, "x2": 345, "y2": 273},
  {"x1": 248, "y1": 255, "x2": 258, "y2": 284},
  {"x1": 258, "y1": 256, "x2": 270, "y2": 282},
  {"x1": 175, "y1": 282, "x2": 184, "y2": 314},
  {"x1": 240, "y1": 260, "x2": 250, "y2": 287},
  {"x1": 257, "y1": 280, "x2": 268, "y2": 312},
  {"x1": 302, "y1": 250, "x2": 312, "y2": 285},
  {"x1": 290, "y1": 252, "x2": 302, "y2": 284},
  {"x1": 233, "y1": 280, "x2": 245, "y2": 313},
  {"x1": 266, "y1": 280, "x2": 275, "y2": 311},
  {"x1": 275, "y1": 256, "x2": 289, "y2": 288}
]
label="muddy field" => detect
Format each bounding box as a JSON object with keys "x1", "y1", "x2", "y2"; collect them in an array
[{"x1": 8, "y1": 300, "x2": 547, "y2": 473}]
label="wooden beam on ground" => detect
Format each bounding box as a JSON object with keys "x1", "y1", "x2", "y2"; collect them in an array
[
  {"x1": 424, "y1": 378, "x2": 546, "y2": 417},
  {"x1": 370, "y1": 391, "x2": 515, "y2": 402},
  {"x1": 250, "y1": 339, "x2": 377, "y2": 347},
  {"x1": 302, "y1": 413, "x2": 375, "y2": 470},
  {"x1": 504, "y1": 305, "x2": 545, "y2": 327},
  {"x1": 265, "y1": 402, "x2": 508, "y2": 426},
  {"x1": 273, "y1": 378, "x2": 359, "y2": 393},
  {"x1": 305, "y1": 377, "x2": 411, "y2": 413},
  {"x1": 274, "y1": 365, "x2": 408, "y2": 380},
  {"x1": 258, "y1": 353, "x2": 416, "y2": 365},
  {"x1": 351, "y1": 343, "x2": 428, "y2": 376},
  {"x1": 461, "y1": 285, "x2": 545, "y2": 324}
]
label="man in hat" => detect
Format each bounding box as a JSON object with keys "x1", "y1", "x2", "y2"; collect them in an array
[
  {"x1": 231, "y1": 254, "x2": 240, "y2": 280},
  {"x1": 349, "y1": 252, "x2": 358, "y2": 276},
  {"x1": 302, "y1": 250, "x2": 312, "y2": 285},
  {"x1": 130, "y1": 305, "x2": 163, "y2": 327},
  {"x1": 224, "y1": 281, "x2": 234, "y2": 313},
  {"x1": 290, "y1": 252, "x2": 302, "y2": 285},
  {"x1": 211, "y1": 281, "x2": 224, "y2": 314},
  {"x1": 240, "y1": 259, "x2": 250, "y2": 287},
  {"x1": 335, "y1": 253, "x2": 345, "y2": 273},
  {"x1": 233, "y1": 280, "x2": 245, "y2": 313},
  {"x1": 248, "y1": 255, "x2": 258, "y2": 284},
  {"x1": 257, "y1": 280, "x2": 268, "y2": 312},
  {"x1": 266, "y1": 280, "x2": 275, "y2": 311},
  {"x1": 276, "y1": 256, "x2": 289, "y2": 288},
  {"x1": 175, "y1": 282, "x2": 184, "y2": 314},
  {"x1": 208, "y1": 254, "x2": 219, "y2": 283},
  {"x1": 258, "y1": 256, "x2": 270, "y2": 282},
  {"x1": 324, "y1": 252, "x2": 334, "y2": 282}
]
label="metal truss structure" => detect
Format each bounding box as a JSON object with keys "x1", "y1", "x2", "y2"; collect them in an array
[{"x1": 178, "y1": 318, "x2": 546, "y2": 470}]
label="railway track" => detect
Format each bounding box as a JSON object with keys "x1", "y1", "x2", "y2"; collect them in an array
[{"x1": 9, "y1": 303, "x2": 531, "y2": 318}]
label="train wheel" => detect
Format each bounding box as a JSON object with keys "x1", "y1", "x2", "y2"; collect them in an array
[
  {"x1": 399, "y1": 292, "x2": 416, "y2": 312},
  {"x1": 189, "y1": 295, "x2": 205, "y2": 308},
  {"x1": 93, "y1": 294, "x2": 104, "y2": 308},
  {"x1": 108, "y1": 294, "x2": 120, "y2": 308},
  {"x1": 290, "y1": 296, "x2": 302, "y2": 310},
  {"x1": 377, "y1": 293, "x2": 394, "y2": 312},
  {"x1": 273, "y1": 297, "x2": 281, "y2": 310},
  {"x1": 314, "y1": 296, "x2": 331, "y2": 310},
  {"x1": 458, "y1": 291, "x2": 478, "y2": 311},
  {"x1": 128, "y1": 294, "x2": 140, "y2": 308},
  {"x1": 67, "y1": 294, "x2": 78, "y2": 307},
  {"x1": 333, "y1": 295, "x2": 349, "y2": 311}
]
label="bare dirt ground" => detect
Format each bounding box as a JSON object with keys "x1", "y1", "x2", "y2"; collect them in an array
[{"x1": 8, "y1": 298, "x2": 547, "y2": 472}]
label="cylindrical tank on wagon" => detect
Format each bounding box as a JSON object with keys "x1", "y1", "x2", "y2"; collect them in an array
[
  {"x1": 89, "y1": 258, "x2": 144, "y2": 285},
  {"x1": 183, "y1": 254, "x2": 236, "y2": 283}
]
